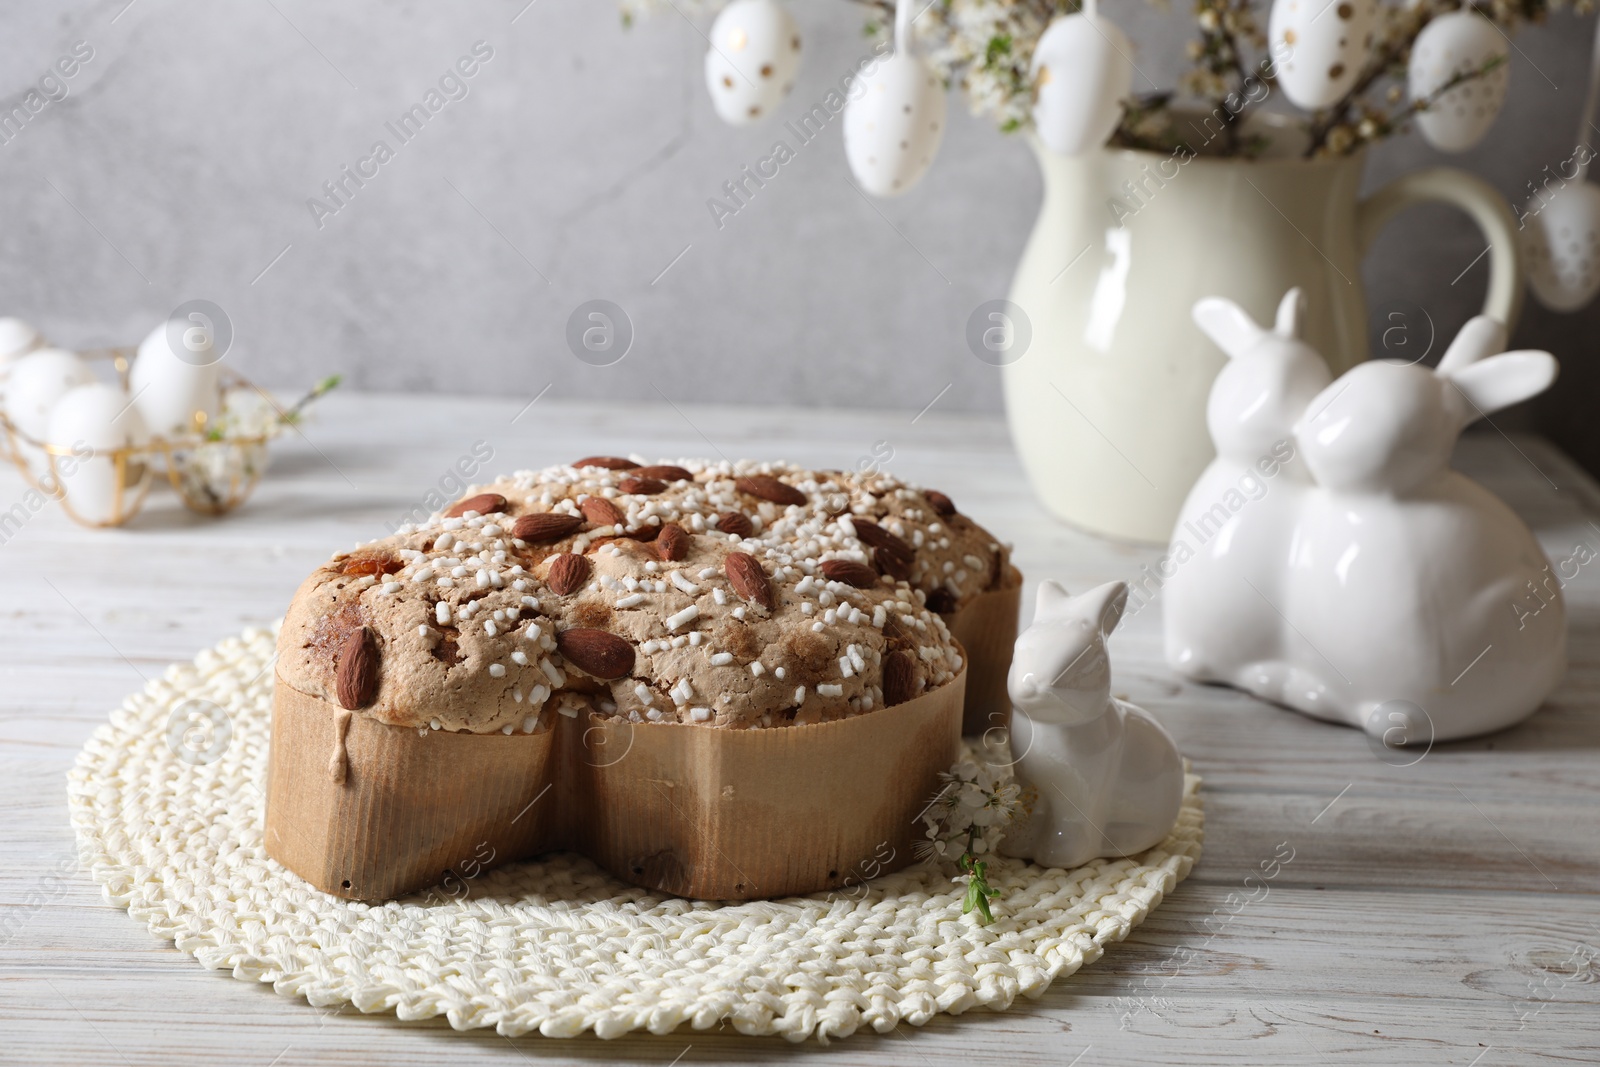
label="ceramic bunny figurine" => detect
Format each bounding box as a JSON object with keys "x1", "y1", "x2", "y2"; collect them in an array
[
  {"x1": 1164, "y1": 289, "x2": 1332, "y2": 685},
  {"x1": 1001, "y1": 581, "x2": 1184, "y2": 870},
  {"x1": 1163, "y1": 289, "x2": 1566, "y2": 742},
  {"x1": 1281, "y1": 317, "x2": 1565, "y2": 740}
]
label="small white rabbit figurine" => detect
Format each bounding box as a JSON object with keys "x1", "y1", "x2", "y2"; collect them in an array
[
  {"x1": 1001, "y1": 581, "x2": 1185, "y2": 870},
  {"x1": 1164, "y1": 290, "x2": 1566, "y2": 742},
  {"x1": 1164, "y1": 289, "x2": 1331, "y2": 684}
]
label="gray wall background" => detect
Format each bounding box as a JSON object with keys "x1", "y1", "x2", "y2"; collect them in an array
[{"x1": 2, "y1": 1, "x2": 1595, "y2": 465}]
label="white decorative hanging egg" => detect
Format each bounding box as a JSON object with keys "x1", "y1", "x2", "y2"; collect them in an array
[
  {"x1": 1408, "y1": 10, "x2": 1509, "y2": 153},
  {"x1": 703, "y1": 0, "x2": 801, "y2": 125},
  {"x1": 1521, "y1": 179, "x2": 1600, "y2": 312},
  {"x1": 843, "y1": 53, "x2": 947, "y2": 197},
  {"x1": 47, "y1": 382, "x2": 150, "y2": 525},
  {"x1": 1030, "y1": 13, "x2": 1133, "y2": 156},
  {"x1": 1269, "y1": 0, "x2": 1377, "y2": 110},
  {"x1": 0, "y1": 318, "x2": 41, "y2": 368},
  {"x1": 130, "y1": 320, "x2": 222, "y2": 438},
  {"x1": 3, "y1": 347, "x2": 95, "y2": 444}
]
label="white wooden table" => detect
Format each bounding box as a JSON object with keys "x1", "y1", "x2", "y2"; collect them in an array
[{"x1": 3, "y1": 392, "x2": 1597, "y2": 1066}]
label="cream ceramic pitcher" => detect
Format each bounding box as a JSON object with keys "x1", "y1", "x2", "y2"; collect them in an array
[{"x1": 1002, "y1": 121, "x2": 1522, "y2": 544}]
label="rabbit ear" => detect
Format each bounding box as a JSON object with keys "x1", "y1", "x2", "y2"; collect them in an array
[
  {"x1": 1445, "y1": 350, "x2": 1558, "y2": 421},
  {"x1": 1075, "y1": 581, "x2": 1129, "y2": 637},
  {"x1": 1034, "y1": 580, "x2": 1074, "y2": 620},
  {"x1": 1436, "y1": 316, "x2": 1507, "y2": 376},
  {"x1": 1193, "y1": 297, "x2": 1266, "y2": 358},
  {"x1": 1274, "y1": 288, "x2": 1305, "y2": 339}
]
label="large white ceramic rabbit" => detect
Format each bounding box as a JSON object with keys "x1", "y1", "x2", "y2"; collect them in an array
[
  {"x1": 1001, "y1": 581, "x2": 1185, "y2": 870},
  {"x1": 1282, "y1": 317, "x2": 1565, "y2": 740},
  {"x1": 1164, "y1": 289, "x2": 1331, "y2": 688},
  {"x1": 1165, "y1": 286, "x2": 1566, "y2": 742}
]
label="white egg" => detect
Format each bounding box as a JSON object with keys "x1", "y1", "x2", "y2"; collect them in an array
[
  {"x1": 1269, "y1": 0, "x2": 1377, "y2": 110},
  {"x1": 47, "y1": 382, "x2": 150, "y2": 525},
  {"x1": 130, "y1": 320, "x2": 222, "y2": 438},
  {"x1": 704, "y1": 0, "x2": 802, "y2": 126},
  {"x1": 1030, "y1": 14, "x2": 1133, "y2": 156},
  {"x1": 1409, "y1": 10, "x2": 1509, "y2": 153},
  {"x1": 0, "y1": 318, "x2": 41, "y2": 367},
  {"x1": 4, "y1": 347, "x2": 96, "y2": 445},
  {"x1": 1521, "y1": 179, "x2": 1600, "y2": 312},
  {"x1": 843, "y1": 53, "x2": 947, "y2": 197}
]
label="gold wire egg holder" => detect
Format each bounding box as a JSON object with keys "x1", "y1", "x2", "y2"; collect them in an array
[{"x1": 0, "y1": 346, "x2": 297, "y2": 528}]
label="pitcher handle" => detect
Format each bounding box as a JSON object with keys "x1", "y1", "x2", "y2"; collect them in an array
[{"x1": 1355, "y1": 166, "x2": 1523, "y2": 330}]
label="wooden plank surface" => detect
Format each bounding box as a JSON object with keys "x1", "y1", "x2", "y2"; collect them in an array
[{"x1": 2, "y1": 392, "x2": 1597, "y2": 1065}]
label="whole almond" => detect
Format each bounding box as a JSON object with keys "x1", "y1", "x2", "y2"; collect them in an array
[
  {"x1": 820, "y1": 559, "x2": 879, "y2": 589},
  {"x1": 445, "y1": 492, "x2": 508, "y2": 519},
  {"x1": 580, "y1": 496, "x2": 627, "y2": 528},
  {"x1": 340, "y1": 554, "x2": 403, "y2": 577},
  {"x1": 852, "y1": 520, "x2": 915, "y2": 581},
  {"x1": 573, "y1": 456, "x2": 638, "y2": 470},
  {"x1": 874, "y1": 544, "x2": 914, "y2": 581},
  {"x1": 717, "y1": 511, "x2": 753, "y2": 537},
  {"x1": 618, "y1": 476, "x2": 667, "y2": 496},
  {"x1": 735, "y1": 474, "x2": 807, "y2": 507},
  {"x1": 924, "y1": 490, "x2": 957, "y2": 517},
  {"x1": 882, "y1": 650, "x2": 915, "y2": 707},
  {"x1": 656, "y1": 523, "x2": 690, "y2": 562},
  {"x1": 725, "y1": 552, "x2": 773, "y2": 610},
  {"x1": 512, "y1": 512, "x2": 583, "y2": 544},
  {"x1": 545, "y1": 553, "x2": 591, "y2": 596},
  {"x1": 336, "y1": 626, "x2": 380, "y2": 710},
  {"x1": 633, "y1": 464, "x2": 692, "y2": 482},
  {"x1": 556, "y1": 628, "x2": 635, "y2": 679},
  {"x1": 852, "y1": 519, "x2": 910, "y2": 556}
]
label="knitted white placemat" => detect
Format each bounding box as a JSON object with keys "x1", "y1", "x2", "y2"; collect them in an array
[{"x1": 68, "y1": 625, "x2": 1204, "y2": 1043}]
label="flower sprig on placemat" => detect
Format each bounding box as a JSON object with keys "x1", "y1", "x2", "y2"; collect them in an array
[{"x1": 918, "y1": 757, "x2": 1021, "y2": 924}]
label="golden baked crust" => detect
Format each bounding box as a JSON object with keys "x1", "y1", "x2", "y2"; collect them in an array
[{"x1": 277, "y1": 458, "x2": 1009, "y2": 733}]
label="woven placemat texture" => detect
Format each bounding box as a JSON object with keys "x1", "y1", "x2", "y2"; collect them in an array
[{"x1": 68, "y1": 625, "x2": 1204, "y2": 1043}]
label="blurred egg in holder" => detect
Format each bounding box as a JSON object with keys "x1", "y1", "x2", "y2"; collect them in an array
[{"x1": 0, "y1": 315, "x2": 337, "y2": 527}]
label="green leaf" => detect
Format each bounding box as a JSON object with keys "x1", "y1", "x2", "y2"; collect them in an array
[
  {"x1": 958, "y1": 853, "x2": 999, "y2": 925},
  {"x1": 984, "y1": 33, "x2": 1013, "y2": 68}
]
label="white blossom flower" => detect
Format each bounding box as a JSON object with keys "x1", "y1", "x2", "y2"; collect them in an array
[{"x1": 916, "y1": 753, "x2": 1020, "y2": 864}]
